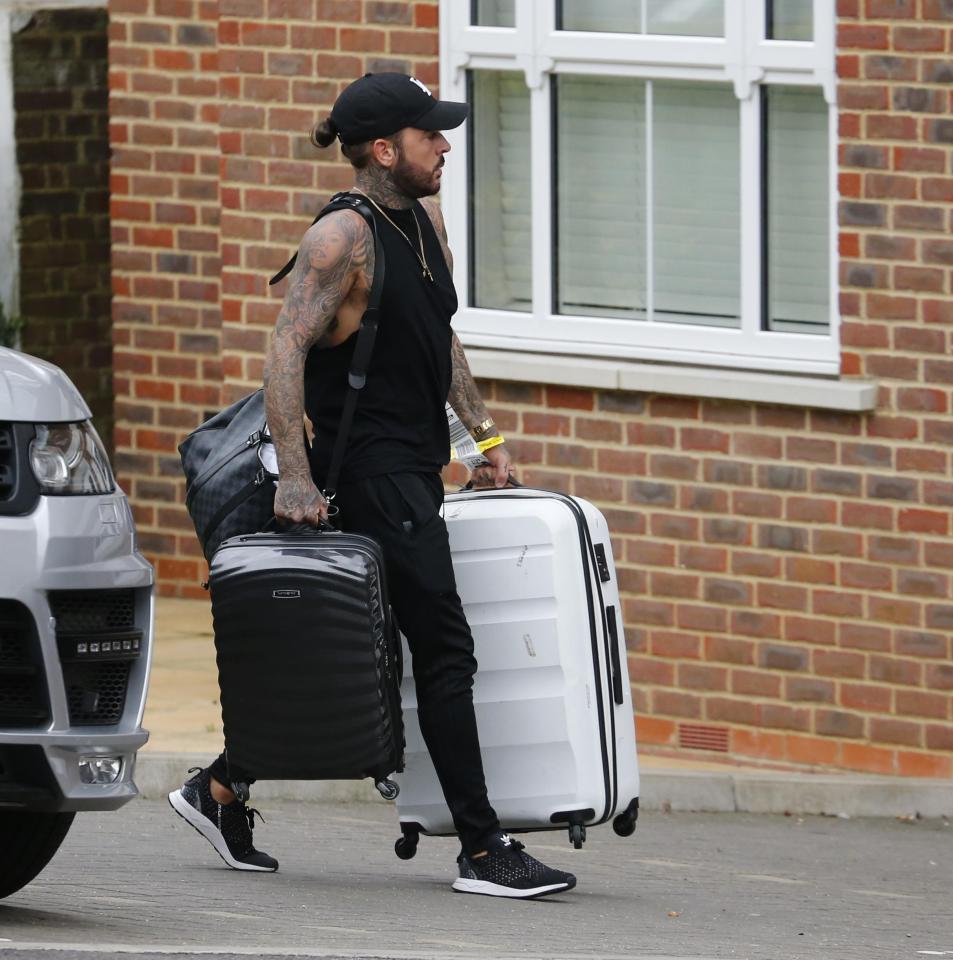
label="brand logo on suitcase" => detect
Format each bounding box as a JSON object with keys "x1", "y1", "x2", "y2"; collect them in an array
[{"x1": 272, "y1": 589, "x2": 301, "y2": 599}]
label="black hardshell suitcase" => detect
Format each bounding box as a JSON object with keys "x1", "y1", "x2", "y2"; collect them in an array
[{"x1": 209, "y1": 529, "x2": 404, "y2": 798}]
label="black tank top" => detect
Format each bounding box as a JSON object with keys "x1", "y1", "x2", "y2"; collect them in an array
[{"x1": 304, "y1": 198, "x2": 457, "y2": 484}]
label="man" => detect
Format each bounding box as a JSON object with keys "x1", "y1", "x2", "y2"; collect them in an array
[{"x1": 170, "y1": 73, "x2": 576, "y2": 899}]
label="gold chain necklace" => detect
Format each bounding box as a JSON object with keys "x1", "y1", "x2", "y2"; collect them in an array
[{"x1": 353, "y1": 189, "x2": 434, "y2": 283}]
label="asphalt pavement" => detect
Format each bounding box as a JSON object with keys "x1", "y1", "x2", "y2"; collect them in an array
[{"x1": 1, "y1": 798, "x2": 951, "y2": 960}]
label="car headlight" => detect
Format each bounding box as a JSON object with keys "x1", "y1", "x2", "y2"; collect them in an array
[{"x1": 29, "y1": 421, "x2": 115, "y2": 495}]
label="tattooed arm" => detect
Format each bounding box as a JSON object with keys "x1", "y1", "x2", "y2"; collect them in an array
[
  {"x1": 420, "y1": 200, "x2": 514, "y2": 488},
  {"x1": 447, "y1": 331, "x2": 514, "y2": 487},
  {"x1": 264, "y1": 209, "x2": 373, "y2": 525},
  {"x1": 419, "y1": 197, "x2": 487, "y2": 431}
]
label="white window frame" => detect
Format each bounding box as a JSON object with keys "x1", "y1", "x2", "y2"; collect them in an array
[{"x1": 439, "y1": 0, "x2": 841, "y2": 377}]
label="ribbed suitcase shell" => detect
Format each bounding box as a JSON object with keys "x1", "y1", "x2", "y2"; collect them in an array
[
  {"x1": 394, "y1": 488, "x2": 639, "y2": 839},
  {"x1": 210, "y1": 531, "x2": 403, "y2": 782}
]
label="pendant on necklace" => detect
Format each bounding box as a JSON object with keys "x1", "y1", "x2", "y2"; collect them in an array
[{"x1": 423, "y1": 266, "x2": 434, "y2": 283}]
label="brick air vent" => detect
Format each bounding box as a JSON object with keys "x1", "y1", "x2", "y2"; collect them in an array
[{"x1": 679, "y1": 723, "x2": 729, "y2": 753}]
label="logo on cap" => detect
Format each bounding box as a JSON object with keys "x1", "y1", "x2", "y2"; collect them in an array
[{"x1": 409, "y1": 76, "x2": 433, "y2": 98}]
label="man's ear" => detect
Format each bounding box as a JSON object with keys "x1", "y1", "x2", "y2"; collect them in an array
[{"x1": 372, "y1": 137, "x2": 398, "y2": 168}]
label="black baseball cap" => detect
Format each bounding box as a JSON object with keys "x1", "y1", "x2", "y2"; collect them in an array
[{"x1": 328, "y1": 72, "x2": 469, "y2": 146}]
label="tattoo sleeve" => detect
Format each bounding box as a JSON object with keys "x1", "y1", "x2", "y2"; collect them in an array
[
  {"x1": 448, "y1": 331, "x2": 496, "y2": 438},
  {"x1": 263, "y1": 210, "x2": 373, "y2": 492}
]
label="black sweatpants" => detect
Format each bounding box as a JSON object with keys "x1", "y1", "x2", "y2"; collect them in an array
[{"x1": 212, "y1": 471, "x2": 501, "y2": 855}]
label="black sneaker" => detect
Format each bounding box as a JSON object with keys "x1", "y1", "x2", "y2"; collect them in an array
[
  {"x1": 168, "y1": 767, "x2": 278, "y2": 872},
  {"x1": 452, "y1": 832, "x2": 576, "y2": 899}
]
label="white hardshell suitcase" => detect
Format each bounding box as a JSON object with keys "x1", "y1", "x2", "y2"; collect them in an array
[{"x1": 392, "y1": 486, "x2": 640, "y2": 856}]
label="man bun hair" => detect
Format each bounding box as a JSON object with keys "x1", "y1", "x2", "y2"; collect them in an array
[
  {"x1": 310, "y1": 116, "x2": 374, "y2": 168},
  {"x1": 310, "y1": 118, "x2": 337, "y2": 149}
]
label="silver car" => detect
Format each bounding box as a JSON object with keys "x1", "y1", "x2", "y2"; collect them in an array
[{"x1": 0, "y1": 347, "x2": 154, "y2": 898}]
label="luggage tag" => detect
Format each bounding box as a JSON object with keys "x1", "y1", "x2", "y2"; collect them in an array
[
  {"x1": 446, "y1": 403, "x2": 491, "y2": 472},
  {"x1": 258, "y1": 423, "x2": 279, "y2": 480},
  {"x1": 257, "y1": 423, "x2": 338, "y2": 522}
]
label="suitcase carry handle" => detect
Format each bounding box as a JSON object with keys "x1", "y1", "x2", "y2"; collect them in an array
[
  {"x1": 459, "y1": 476, "x2": 524, "y2": 492},
  {"x1": 606, "y1": 606, "x2": 625, "y2": 706}
]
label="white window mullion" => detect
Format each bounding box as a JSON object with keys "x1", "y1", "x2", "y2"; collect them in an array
[
  {"x1": 813, "y1": 0, "x2": 837, "y2": 103},
  {"x1": 745, "y1": 0, "x2": 766, "y2": 48},
  {"x1": 645, "y1": 81, "x2": 653, "y2": 323},
  {"x1": 827, "y1": 98, "x2": 839, "y2": 343},
  {"x1": 530, "y1": 76, "x2": 551, "y2": 334},
  {"x1": 527, "y1": 0, "x2": 552, "y2": 39},
  {"x1": 739, "y1": 88, "x2": 762, "y2": 341},
  {"x1": 441, "y1": 11, "x2": 471, "y2": 312}
]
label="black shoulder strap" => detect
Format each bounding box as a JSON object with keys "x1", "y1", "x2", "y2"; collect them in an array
[
  {"x1": 269, "y1": 192, "x2": 385, "y2": 501},
  {"x1": 269, "y1": 190, "x2": 355, "y2": 287}
]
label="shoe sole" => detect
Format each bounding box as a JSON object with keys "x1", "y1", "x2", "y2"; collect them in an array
[
  {"x1": 168, "y1": 789, "x2": 277, "y2": 873},
  {"x1": 451, "y1": 876, "x2": 576, "y2": 899}
]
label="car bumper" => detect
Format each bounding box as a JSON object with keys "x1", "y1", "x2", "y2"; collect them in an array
[{"x1": 0, "y1": 493, "x2": 155, "y2": 813}]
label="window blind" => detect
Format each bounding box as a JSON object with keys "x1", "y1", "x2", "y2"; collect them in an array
[
  {"x1": 471, "y1": 71, "x2": 531, "y2": 311},
  {"x1": 555, "y1": 75, "x2": 646, "y2": 318},
  {"x1": 560, "y1": 0, "x2": 724, "y2": 36},
  {"x1": 768, "y1": 0, "x2": 813, "y2": 41},
  {"x1": 554, "y1": 76, "x2": 739, "y2": 325},
  {"x1": 766, "y1": 86, "x2": 829, "y2": 332},
  {"x1": 653, "y1": 81, "x2": 740, "y2": 324},
  {"x1": 472, "y1": 0, "x2": 514, "y2": 28},
  {"x1": 646, "y1": 0, "x2": 724, "y2": 36}
]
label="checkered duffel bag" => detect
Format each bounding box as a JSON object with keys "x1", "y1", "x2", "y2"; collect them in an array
[{"x1": 179, "y1": 388, "x2": 278, "y2": 562}]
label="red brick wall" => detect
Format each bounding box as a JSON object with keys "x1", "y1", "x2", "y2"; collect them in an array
[
  {"x1": 15, "y1": 10, "x2": 113, "y2": 451},
  {"x1": 108, "y1": 2, "x2": 953, "y2": 774},
  {"x1": 109, "y1": 0, "x2": 438, "y2": 594},
  {"x1": 109, "y1": 0, "x2": 222, "y2": 588}
]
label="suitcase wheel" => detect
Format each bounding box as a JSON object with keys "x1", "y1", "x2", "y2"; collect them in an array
[
  {"x1": 569, "y1": 823, "x2": 586, "y2": 849},
  {"x1": 612, "y1": 812, "x2": 636, "y2": 838},
  {"x1": 612, "y1": 798, "x2": 639, "y2": 838},
  {"x1": 375, "y1": 779, "x2": 400, "y2": 801},
  {"x1": 394, "y1": 832, "x2": 419, "y2": 860}
]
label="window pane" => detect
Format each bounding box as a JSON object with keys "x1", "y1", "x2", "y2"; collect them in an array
[
  {"x1": 555, "y1": 76, "x2": 646, "y2": 319},
  {"x1": 765, "y1": 87, "x2": 829, "y2": 333},
  {"x1": 559, "y1": 0, "x2": 724, "y2": 36},
  {"x1": 646, "y1": 0, "x2": 724, "y2": 37},
  {"x1": 560, "y1": 0, "x2": 639, "y2": 33},
  {"x1": 767, "y1": 0, "x2": 813, "y2": 41},
  {"x1": 472, "y1": 0, "x2": 515, "y2": 28},
  {"x1": 653, "y1": 82, "x2": 740, "y2": 326},
  {"x1": 470, "y1": 71, "x2": 531, "y2": 312}
]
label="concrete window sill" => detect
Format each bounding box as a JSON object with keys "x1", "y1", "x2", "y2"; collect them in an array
[{"x1": 464, "y1": 349, "x2": 878, "y2": 413}]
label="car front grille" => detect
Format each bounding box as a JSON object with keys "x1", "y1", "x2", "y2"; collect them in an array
[
  {"x1": 50, "y1": 589, "x2": 141, "y2": 726},
  {"x1": 0, "y1": 422, "x2": 39, "y2": 516},
  {"x1": 49, "y1": 590, "x2": 136, "y2": 633},
  {"x1": 0, "y1": 601, "x2": 50, "y2": 726},
  {"x1": 63, "y1": 660, "x2": 132, "y2": 725},
  {"x1": 0, "y1": 424, "x2": 14, "y2": 501}
]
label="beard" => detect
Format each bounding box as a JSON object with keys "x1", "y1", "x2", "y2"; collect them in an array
[{"x1": 391, "y1": 147, "x2": 442, "y2": 199}]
